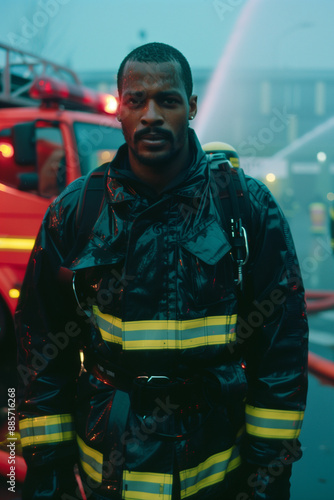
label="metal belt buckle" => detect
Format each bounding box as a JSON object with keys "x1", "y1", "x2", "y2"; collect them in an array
[{"x1": 135, "y1": 375, "x2": 170, "y2": 385}]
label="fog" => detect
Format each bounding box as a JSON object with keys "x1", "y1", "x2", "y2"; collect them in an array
[
  {"x1": 1, "y1": 0, "x2": 333, "y2": 303},
  {"x1": 0, "y1": 2, "x2": 334, "y2": 499}
]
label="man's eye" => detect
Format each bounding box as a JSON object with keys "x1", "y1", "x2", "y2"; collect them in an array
[
  {"x1": 163, "y1": 98, "x2": 178, "y2": 105},
  {"x1": 127, "y1": 98, "x2": 142, "y2": 106}
]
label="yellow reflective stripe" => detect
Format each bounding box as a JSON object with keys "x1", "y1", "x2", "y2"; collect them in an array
[
  {"x1": 246, "y1": 406, "x2": 304, "y2": 421},
  {"x1": 20, "y1": 431, "x2": 75, "y2": 446},
  {"x1": 246, "y1": 424, "x2": 301, "y2": 439},
  {"x1": 19, "y1": 414, "x2": 74, "y2": 430},
  {"x1": 19, "y1": 414, "x2": 75, "y2": 447},
  {"x1": 100, "y1": 327, "x2": 123, "y2": 345},
  {"x1": 122, "y1": 335, "x2": 235, "y2": 350},
  {"x1": 226, "y1": 454, "x2": 241, "y2": 473},
  {"x1": 93, "y1": 306, "x2": 237, "y2": 350},
  {"x1": 122, "y1": 316, "x2": 236, "y2": 331},
  {"x1": 122, "y1": 448, "x2": 241, "y2": 499},
  {"x1": 180, "y1": 448, "x2": 232, "y2": 481},
  {"x1": 245, "y1": 405, "x2": 304, "y2": 439},
  {"x1": 124, "y1": 492, "x2": 164, "y2": 500},
  {"x1": 0, "y1": 237, "x2": 35, "y2": 251},
  {"x1": 93, "y1": 307, "x2": 124, "y2": 345},
  {"x1": 77, "y1": 435, "x2": 103, "y2": 484},
  {"x1": 123, "y1": 470, "x2": 173, "y2": 500},
  {"x1": 94, "y1": 306, "x2": 236, "y2": 330},
  {"x1": 180, "y1": 446, "x2": 240, "y2": 499},
  {"x1": 94, "y1": 309, "x2": 122, "y2": 329}
]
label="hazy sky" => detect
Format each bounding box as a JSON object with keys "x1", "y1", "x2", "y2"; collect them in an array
[
  {"x1": 0, "y1": 0, "x2": 241, "y2": 71},
  {"x1": 0, "y1": 0, "x2": 333, "y2": 74}
]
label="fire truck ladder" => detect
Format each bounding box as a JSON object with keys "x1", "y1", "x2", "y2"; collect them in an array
[{"x1": 0, "y1": 42, "x2": 80, "y2": 107}]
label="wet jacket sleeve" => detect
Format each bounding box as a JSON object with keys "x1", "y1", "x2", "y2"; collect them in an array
[
  {"x1": 15, "y1": 183, "x2": 85, "y2": 498},
  {"x1": 239, "y1": 178, "x2": 308, "y2": 496}
]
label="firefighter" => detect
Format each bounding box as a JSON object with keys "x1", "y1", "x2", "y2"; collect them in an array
[
  {"x1": 202, "y1": 141, "x2": 240, "y2": 169},
  {"x1": 309, "y1": 196, "x2": 327, "y2": 235},
  {"x1": 16, "y1": 43, "x2": 308, "y2": 500}
]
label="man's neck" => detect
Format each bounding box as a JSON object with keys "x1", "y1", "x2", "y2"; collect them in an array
[{"x1": 128, "y1": 144, "x2": 192, "y2": 194}]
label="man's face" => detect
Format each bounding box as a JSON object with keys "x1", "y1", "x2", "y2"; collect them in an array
[{"x1": 117, "y1": 60, "x2": 197, "y2": 168}]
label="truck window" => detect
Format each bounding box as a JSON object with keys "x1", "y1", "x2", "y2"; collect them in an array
[
  {"x1": 36, "y1": 126, "x2": 65, "y2": 198},
  {"x1": 0, "y1": 124, "x2": 65, "y2": 198},
  {"x1": 74, "y1": 122, "x2": 124, "y2": 175}
]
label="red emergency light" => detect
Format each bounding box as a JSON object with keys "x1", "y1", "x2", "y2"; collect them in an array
[{"x1": 29, "y1": 77, "x2": 118, "y2": 115}]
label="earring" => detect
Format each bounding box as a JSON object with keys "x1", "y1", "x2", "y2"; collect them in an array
[{"x1": 189, "y1": 116, "x2": 194, "y2": 120}]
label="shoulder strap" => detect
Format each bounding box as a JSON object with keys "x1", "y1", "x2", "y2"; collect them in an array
[
  {"x1": 75, "y1": 162, "x2": 109, "y2": 235},
  {"x1": 208, "y1": 153, "x2": 250, "y2": 289},
  {"x1": 61, "y1": 163, "x2": 109, "y2": 268}
]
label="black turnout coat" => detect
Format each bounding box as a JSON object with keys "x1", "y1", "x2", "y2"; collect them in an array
[{"x1": 16, "y1": 131, "x2": 308, "y2": 500}]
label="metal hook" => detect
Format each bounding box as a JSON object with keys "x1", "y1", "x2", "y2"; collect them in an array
[
  {"x1": 72, "y1": 272, "x2": 92, "y2": 318},
  {"x1": 235, "y1": 226, "x2": 249, "y2": 288}
]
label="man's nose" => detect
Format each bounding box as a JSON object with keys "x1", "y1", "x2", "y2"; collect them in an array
[{"x1": 141, "y1": 100, "x2": 163, "y2": 125}]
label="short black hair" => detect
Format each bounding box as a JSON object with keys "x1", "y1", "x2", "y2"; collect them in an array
[{"x1": 117, "y1": 42, "x2": 193, "y2": 99}]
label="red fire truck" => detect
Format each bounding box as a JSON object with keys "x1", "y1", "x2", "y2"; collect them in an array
[{"x1": 0, "y1": 43, "x2": 123, "y2": 347}]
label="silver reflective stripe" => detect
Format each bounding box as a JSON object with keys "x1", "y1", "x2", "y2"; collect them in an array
[
  {"x1": 77, "y1": 435, "x2": 103, "y2": 484},
  {"x1": 20, "y1": 421, "x2": 74, "y2": 438},
  {"x1": 95, "y1": 312, "x2": 122, "y2": 343},
  {"x1": 123, "y1": 470, "x2": 173, "y2": 500},
  {"x1": 93, "y1": 306, "x2": 237, "y2": 350},
  {"x1": 19, "y1": 414, "x2": 75, "y2": 447},
  {"x1": 124, "y1": 479, "x2": 171, "y2": 495},
  {"x1": 246, "y1": 414, "x2": 303, "y2": 431},
  {"x1": 180, "y1": 456, "x2": 230, "y2": 491},
  {"x1": 245, "y1": 405, "x2": 304, "y2": 439},
  {"x1": 180, "y1": 446, "x2": 241, "y2": 499}
]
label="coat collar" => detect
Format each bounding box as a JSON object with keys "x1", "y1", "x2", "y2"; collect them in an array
[
  {"x1": 105, "y1": 129, "x2": 209, "y2": 204},
  {"x1": 68, "y1": 130, "x2": 214, "y2": 272}
]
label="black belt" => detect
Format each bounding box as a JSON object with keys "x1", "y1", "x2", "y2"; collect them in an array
[
  {"x1": 92, "y1": 363, "x2": 217, "y2": 416},
  {"x1": 90, "y1": 361, "x2": 247, "y2": 440}
]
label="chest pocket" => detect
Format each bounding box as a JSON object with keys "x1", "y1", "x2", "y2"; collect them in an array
[
  {"x1": 69, "y1": 204, "x2": 129, "y2": 316},
  {"x1": 179, "y1": 218, "x2": 235, "y2": 308}
]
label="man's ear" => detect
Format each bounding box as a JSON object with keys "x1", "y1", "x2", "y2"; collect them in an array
[
  {"x1": 116, "y1": 101, "x2": 122, "y2": 122},
  {"x1": 188, "y1": 95, "x2": 197, "y2": 121}
]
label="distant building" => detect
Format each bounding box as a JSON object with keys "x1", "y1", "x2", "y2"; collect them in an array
[{"x1": 213, "y1": 68, "x2": 334, "y2": 159}]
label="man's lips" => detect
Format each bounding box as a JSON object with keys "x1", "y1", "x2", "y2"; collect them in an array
[
  {"x1": 138, "y1": 133, "x2": 169, "y2": 147},
  {"x1": 140, "y1": 133, "x2": 166, "y2": 140},
  {"x1": 135, "y1": 128, "x2": 172, "y2": 143}
]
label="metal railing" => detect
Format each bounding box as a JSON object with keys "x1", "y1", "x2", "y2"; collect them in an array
[{"x1": 0, "y1": 42, "x2": 80, "y2": 106}]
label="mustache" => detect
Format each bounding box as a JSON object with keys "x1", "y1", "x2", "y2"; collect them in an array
[{"x1": 134, "y1": 127, "x2": 173, "y2": 143}]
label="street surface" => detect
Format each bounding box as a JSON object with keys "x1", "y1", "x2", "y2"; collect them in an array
[
  {"x1": 288, "y1": 209, "x2": 334, "y2": 500},
  {"x1": 291, "y1": 312, "x2": 334, "y2": 500}
]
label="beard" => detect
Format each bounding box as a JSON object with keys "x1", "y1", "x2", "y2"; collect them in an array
[
  {"x1": 125, "y1": 125, "x2": 189, "y2": 169},
  {"x1": 128, "y1": 143, "x2": 183, "y2": 168}
]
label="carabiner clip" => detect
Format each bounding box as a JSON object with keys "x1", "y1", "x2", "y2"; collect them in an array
[{"x1": 235, "y1": 226, "x2": 249, "y2": 289}]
